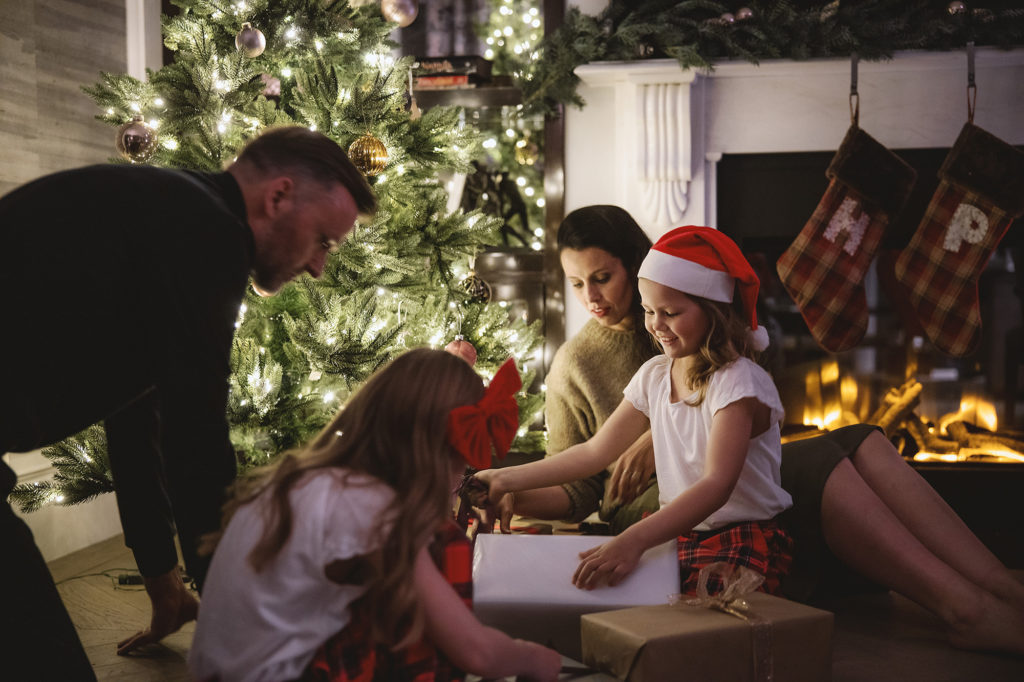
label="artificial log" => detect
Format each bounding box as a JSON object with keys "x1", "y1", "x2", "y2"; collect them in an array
[
  {"x1": 945, "y1": 421, "x2": 1024, "y2": 453},
  {"x1": 867, "y1": 378, "x2": 923, "y2": 437},
  {"x1": 904, "y1": 413, "x2": 959, "y2": 454}
]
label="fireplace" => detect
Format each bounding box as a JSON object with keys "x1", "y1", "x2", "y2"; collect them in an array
[
  {"x1": 562, "y1": 48, "x2": 1024, "y2": 565},
  {"x1": 716, "y1": 148, "x2": 1024, "y2": 447}
]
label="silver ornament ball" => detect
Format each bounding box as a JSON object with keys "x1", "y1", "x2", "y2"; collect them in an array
[
  {"x1": 116, "y1": 115, "x2": 157, "y2": 163},
  {"x1": 235, "y1": 22, "x2": 266, "y2": 58},
  {"x1": 381, "y1": 0, "x2": 419, "y2": 28}
]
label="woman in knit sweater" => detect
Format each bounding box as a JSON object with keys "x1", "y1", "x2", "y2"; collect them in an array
[
  {"x1": 532, "y1": 206, "x2": 660, "y2": 534},
  {"x1": 484, "y1": 206, "x2": 1024, "y2": 648}
]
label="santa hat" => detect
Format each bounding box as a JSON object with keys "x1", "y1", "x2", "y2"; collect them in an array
[{"x1": 637, "y1": 226, "x2": 770, "y2": 351}]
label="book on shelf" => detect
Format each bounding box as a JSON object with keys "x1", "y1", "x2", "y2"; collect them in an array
[
  {"x1": 414, "y1": 73, "x2": 485, "y2": 90},
  {"x1": 413, "y1": 55, "x2": 492, "y2": 78}
]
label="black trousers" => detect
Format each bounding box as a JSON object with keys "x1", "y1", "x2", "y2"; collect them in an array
[{"x1": 0, "y1": 482, "x2": 97, "y2": 682}]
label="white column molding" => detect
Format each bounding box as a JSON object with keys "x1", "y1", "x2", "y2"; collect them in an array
[
  {"x1": 125, "y1": 0, "x2": 163, "y2": 80},
  {"x1": 704, "y1": 152, "x2": 722, "y2": 230},
  {"x1": 577, "y1": 62, "x2": 697, "y2": 231},
  {"x1": 637, "y1": 80, "x2": 693, "y2": 226}
]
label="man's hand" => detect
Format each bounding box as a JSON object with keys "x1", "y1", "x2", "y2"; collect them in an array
[
  {"x1": 572, "y1": 534, "x2": 644, "y2": 590},
  {"x1": 116, "y1": 568, "x2": 199, "y2": 655},
  {"x1": 606, "y1": 430, "x2": 655, "y2": 505}
]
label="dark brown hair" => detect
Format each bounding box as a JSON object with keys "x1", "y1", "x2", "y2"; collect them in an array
[
  {"x1": 557, "y1": 205, "x2": 656, "y2": 353},
  {"x1": 232, "y1": 125, "x2": 377, "y2": 216}
]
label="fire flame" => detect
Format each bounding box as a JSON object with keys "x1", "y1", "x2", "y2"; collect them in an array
[
  {"x1": 796, "y1": 365, "x2": 1022, "y2": 464},
  {"x1": 937, "y1": 396, "x2": 998, "y2": 436}
]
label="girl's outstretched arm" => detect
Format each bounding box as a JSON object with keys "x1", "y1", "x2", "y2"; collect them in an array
[
  {"x1": 477, "y1": 399, "x2": 648, "y2": 503},
  {"x1": 414, "y1": 547, "x2": 561, "y2": 681},
  {"x1": 573, "y1": 398, "x2": 758, "y2": 590}
]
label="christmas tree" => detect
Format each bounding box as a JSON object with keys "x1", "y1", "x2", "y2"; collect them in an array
[{"x1": 9, "y1": 0, "x2": 544, "y2": 513}]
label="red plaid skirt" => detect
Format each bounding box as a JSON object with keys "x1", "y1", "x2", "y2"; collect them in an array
[
  {"x1": 298, "y1": 522, "x2": 472, "y2": 682},
  {"x1": 677, "y1": 519, "x2": 793, "y2": 596}
]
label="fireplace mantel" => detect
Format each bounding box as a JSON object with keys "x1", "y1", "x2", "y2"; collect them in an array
[{"x1": 562, "y1": 48, "x2": 1024, "y2": 336}]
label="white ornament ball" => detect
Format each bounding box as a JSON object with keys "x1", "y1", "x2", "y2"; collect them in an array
[
  {"x1": 720, "y1": 12, "x2": 736, "y2": 24},
  {"x1": 736, "y1": 7, "x2": 754, "y2": 21}
]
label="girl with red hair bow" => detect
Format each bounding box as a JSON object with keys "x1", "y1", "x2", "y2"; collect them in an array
[{"x1": 188, "y1": 348, "x2": 559, "y2": 682}]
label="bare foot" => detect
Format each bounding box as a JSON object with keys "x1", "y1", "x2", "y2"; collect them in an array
[{"x1": 946, "y1": 591, "x2": 1024, "y2": 657}]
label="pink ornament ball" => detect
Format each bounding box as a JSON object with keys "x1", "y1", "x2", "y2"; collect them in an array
[{"x1": 445, "y1": 335, "x2": 477, "y2": 366}]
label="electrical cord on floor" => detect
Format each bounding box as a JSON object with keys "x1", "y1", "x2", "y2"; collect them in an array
[{"x1": 54, "y1": 568, "x2": 146, "y2": 591}]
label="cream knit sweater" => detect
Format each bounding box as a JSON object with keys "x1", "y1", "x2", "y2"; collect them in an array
[{"x1": 545, "y1": 319, "x2": 657, "y2": 523}]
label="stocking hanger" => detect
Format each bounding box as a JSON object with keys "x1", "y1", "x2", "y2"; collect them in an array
[
  {"x1": 966, "y1": 41, "x2": 977, "y2": 123},
  {"x1": 849, "y1": 53, "x2": 859, "y2": 127}
]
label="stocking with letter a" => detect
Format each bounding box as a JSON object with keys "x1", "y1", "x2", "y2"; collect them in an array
[
  {"x1": 777, "y1": 126, "x2": 916, "y2": 352},
  {"x1": 894, "y1": 122, "x2": 1024, "y2": 356}
]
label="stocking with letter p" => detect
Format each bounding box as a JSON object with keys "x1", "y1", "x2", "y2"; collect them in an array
[{"x1": 894, "y1": 122, "x2": 1024, "y2": 356}]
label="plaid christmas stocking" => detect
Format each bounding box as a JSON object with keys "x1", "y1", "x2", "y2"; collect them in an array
[
  {"x1": 777, "y1": 126, "x2": 916, "y2": 352},
  {"x1": 894, "y1": 123, "x2": 1024, "y2": 356}
]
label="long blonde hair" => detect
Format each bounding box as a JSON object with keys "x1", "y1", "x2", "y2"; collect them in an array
[
  {"x1": 682, "y1": 294, "x2": 761, "y2": 407},
  {"x1": 207, "y1": 347, "x2": 484, "y2": 648}
]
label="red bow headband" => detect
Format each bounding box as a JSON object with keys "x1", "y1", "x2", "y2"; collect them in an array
[{"x1": 448, "y1": 358, "x2": 522, "y2": 470}]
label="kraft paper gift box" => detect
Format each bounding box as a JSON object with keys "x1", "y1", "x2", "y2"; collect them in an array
[
  {"x1": 580, "y1": 592, "x2": 834, "y2": 682},
  {"x1": 472, "y1": 534, "x2": 679, "y2": 660}
]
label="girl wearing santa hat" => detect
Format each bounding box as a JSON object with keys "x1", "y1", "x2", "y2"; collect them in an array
[{"x1": 476, "y1": 225, "x2": 795, "y2": 595}]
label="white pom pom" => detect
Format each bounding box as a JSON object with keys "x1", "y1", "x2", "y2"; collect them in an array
[{"x1": 750, "y1": 325, "x2": 770, "y2": 351}]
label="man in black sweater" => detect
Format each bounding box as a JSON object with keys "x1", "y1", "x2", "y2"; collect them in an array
[{"x1": 0, "y1": 125, "x2": 376, "y2": 679}]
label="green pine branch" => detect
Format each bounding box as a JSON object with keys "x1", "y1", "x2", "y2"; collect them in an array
[{"x1": 523, "y1": 0, "x2": 1024, "y2": 117}]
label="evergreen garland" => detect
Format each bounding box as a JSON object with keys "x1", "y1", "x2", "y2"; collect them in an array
[{"x1": 523, "y1": 0, "x2": 1024, "y2": 115}]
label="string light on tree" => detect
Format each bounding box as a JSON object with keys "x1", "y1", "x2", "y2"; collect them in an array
[{"x1": 235, "y1": 22, "x2": 266, "y2": 58}]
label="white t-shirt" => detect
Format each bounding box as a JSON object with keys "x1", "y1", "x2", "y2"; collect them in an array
[
  {"x1": 623, "y1": 356, "x2": 792, "y2": 530},
  {"x1": 188, "y1": 469, "x2": 396, "y2": 682}
]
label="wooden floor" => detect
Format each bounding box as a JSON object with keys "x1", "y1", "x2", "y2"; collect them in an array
[
  {"x1": 49, "y1": 535, "x2": 193, "y2": 681},
  {"x1": 52, "y1": 535, "x2": 1024, "y2": 682}
]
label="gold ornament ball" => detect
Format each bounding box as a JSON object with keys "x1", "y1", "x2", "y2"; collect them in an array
[
  {"x1": 381, "y1": 0, "x2": 419, "y2": 28},
  {"x1": 348, "y1": 133, "x2": 388, "y2": 176},
  {"x1": 947, "y1": 1, "x2": 966, "y2": 15},
  {"x1": 461, "y1": 272, "x2": 492, "y2": 303},
  {"x1": 116, "y1": 115, "x2": 157, "y2": 163},
  {"x1": 514, "y1": 139, "x2": 539, "y2": 166},
  {"x1": 736, "y1": 7, "x2": 754, "y2": 21},
  {"x1": 235, "y1": 22, "x2": 266, "y2": 58}
]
